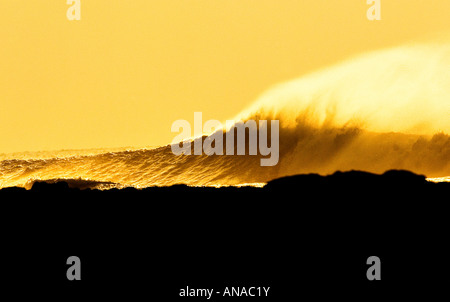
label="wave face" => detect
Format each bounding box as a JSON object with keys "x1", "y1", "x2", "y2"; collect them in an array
[{"x1": 1, "y1": 41, "x2": 449, "y2": 189}]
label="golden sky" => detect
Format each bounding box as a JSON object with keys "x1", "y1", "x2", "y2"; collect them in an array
[{"x1": 0, "y1": 0, "x2": 449, "y2": 153}]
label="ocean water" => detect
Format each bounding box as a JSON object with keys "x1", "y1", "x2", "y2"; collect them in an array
[
  {"x1": 0, "y1": 145, "x2": 275, "y2": 189},
  {"x1": 427, "y1": 176, "x2": 450, "y2": 183},
  {"x1": 0, "y1": 129, "x2": 448, "y2": 190},
  {"x1": 1, "y1": 40, "x2": 449, "y2": 189}
]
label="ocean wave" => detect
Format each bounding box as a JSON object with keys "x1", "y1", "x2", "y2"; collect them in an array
[{"x1": 1, "y1": 40, "x2": 449, "y2": 189}]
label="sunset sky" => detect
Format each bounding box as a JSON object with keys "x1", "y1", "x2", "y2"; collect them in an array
[{"x1": 0, "y1": 1, "x2": 449, "y2": 153}]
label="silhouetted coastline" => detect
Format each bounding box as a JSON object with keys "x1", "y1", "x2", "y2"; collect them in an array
[
  {"x1": 1, "y1": 169, "x2": 448, "y2": 299},
  {"x1": 1, "y1": 169, "x2": 447, "y2": 194}
]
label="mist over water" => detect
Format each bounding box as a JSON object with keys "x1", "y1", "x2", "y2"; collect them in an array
[
  {"x1": 236, "y1": 42, "x2": 450, "y2": 135},
  {"x1": 1, "y1": 41, "x2": 449, "y2": 189}
]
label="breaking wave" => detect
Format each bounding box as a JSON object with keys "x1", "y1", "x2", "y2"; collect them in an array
[{"x1": 1, "y1": 41, "x2": 449, "y2": 189}]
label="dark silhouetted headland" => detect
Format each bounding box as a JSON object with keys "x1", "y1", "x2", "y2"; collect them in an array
[{"x1": 0, "y1": 169, "x2": 448, "y2": 299}]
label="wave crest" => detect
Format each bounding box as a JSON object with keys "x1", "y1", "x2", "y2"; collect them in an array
[{"x1": 1, "y1": 41, "x2": 449, "y2": 188}]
